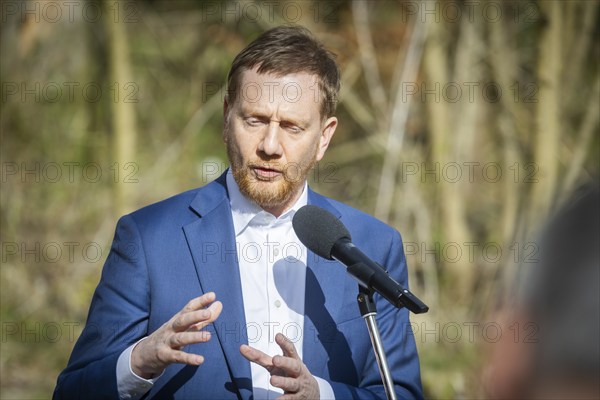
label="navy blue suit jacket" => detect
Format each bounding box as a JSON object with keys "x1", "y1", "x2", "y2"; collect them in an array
[{"x1": 54, "y1": 173, "x2": 422, "y2": 399}]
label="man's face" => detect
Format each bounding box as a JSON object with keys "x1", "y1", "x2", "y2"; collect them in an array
[{"x1": 224, "y1": 67, "x2": 337, "y2": 216}]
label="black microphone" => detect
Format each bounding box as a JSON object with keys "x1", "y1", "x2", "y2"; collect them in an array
[{"x1": 292, "y1": 205, "x2": 428, "y2": 314}]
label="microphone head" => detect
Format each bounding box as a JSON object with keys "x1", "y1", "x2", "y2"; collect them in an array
[{"x1": 292, "y1": 205, "x2": 351, "y2": 260}]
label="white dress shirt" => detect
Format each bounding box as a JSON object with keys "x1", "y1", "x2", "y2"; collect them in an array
[{"x1": 116, "y1": 171, "x2": 335, "y2": 399}]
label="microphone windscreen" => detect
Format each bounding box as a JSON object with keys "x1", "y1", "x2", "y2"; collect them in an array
[{"x1": 292, "y1": 205, "x2": 351, "y2": 260}]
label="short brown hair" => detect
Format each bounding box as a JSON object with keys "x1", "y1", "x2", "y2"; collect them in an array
[{"x1": 226, "y1": 25, "x2": 340, "y2": 118}]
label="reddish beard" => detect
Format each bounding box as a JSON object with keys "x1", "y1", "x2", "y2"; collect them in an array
[{"x1": 226, "y1": 140, "x2": 318, "y2": 210}]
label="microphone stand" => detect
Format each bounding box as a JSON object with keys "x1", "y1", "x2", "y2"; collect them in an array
[{"x1": 357, "y1": 285, "x2": 397, "y2": 400}]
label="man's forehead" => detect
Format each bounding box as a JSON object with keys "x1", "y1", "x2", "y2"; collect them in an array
[
  {"x1": 235, "y1": 68, "x2": 321, "y2": 114},
  {"x1": 238, "y1": 68, "x2": 319, "y2": 95}
]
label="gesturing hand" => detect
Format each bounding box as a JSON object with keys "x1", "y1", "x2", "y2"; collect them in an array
[
  {"x1": 240, "y1": 333, "x2": 319, "y2": 400},
  {"x1": 131, "y1": 292, "x2": 222, "y2": 379}
]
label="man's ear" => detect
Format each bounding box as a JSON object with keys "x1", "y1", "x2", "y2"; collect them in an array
[
  {"x1": 315, "y1": 116, "x2": 337, "y2": 162},
  {"x1": 223, "y1": 97, "x2": 230, "y2": 143}
]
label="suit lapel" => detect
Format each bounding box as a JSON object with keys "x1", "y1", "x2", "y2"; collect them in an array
[{"x1": 183, "y1": 175, "x2": 252, "y2": 400}]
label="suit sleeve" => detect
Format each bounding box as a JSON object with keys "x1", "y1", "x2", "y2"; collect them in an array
[
  {"x1": 53, "y1": 215, "x2": 151, "y2": 399},
  {"x1": 328, "y1": 230, "x2": 423, "y2": 400}
]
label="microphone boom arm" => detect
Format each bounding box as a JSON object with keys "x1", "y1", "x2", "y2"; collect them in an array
[{"x1": 332, "y1": 239, "x2": 429, "y2": 313}]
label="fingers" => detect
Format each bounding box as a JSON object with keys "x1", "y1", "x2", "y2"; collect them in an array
[
  {"x1": 133, "y1": 293, "x2": 222, "y2": 377},
  {"x1": 241, "y1": 338, "x2": 319, "y2": 398},
  {"x1": 172, "y1": 295, "x2": 223, "y2": 332},
  {"x1": 190, "y1": 300, "x2": 223, "y2": 330},
  {"x1": 270, "y1": 375, "x2": 300, "y2": 393},
  {"x1": 240, "y1": 344, "x2": 274, "y2": 370},
  {"x1": 132, "y1": 333, "x2": 208, "y2": 378},
  {"x1": 275, "y1": 333, "x2": 299, "y2": 360},
  {"x1": 241, "y1": 335, "x2": 301, "y2": 377},
  {"x1": 168, "y1": 330, "x2": 212, "y2": 349},
  {"x1": 159, "y1": 347, "x2": 205, "y2": 367},
  {"x1": 270, "y1": 357, "x2": 319, "y2": 398},
  {"x1": 272, "y1": 355, "x2": 302, "y2": 378},
  {"x1": 172, "y1": 309, "x2": 210, "y2": 331},
  {"x1": 183, "y1": 292, "x2": 216, "y2": 312}
]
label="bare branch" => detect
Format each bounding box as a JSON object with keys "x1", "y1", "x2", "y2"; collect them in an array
[
  {"x1": 352, "y1": 1, "x2": 389, "y2": 129},
  {"x1": 374, "y1": 17, "x2": 427, "y2": 221}
]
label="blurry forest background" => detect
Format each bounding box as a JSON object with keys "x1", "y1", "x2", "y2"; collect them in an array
[{"x1": 1, "y1": 0, "x2": 598, "y2": 398}]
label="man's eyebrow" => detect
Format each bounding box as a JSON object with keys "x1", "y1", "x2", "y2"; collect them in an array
[
  {"x1": 281, "y1": 117, "x2": 309, "y2": 128},
  {"x1": 238, "y1": 107, "x2": 309, "y2": 126}
]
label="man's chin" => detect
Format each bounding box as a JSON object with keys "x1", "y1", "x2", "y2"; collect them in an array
[
  {"x1": 242, "y1": 181, "x2": 292, "y2": 207},
  {"x1": 248, "y1": 186, "x2": 287, "y2": 205}
]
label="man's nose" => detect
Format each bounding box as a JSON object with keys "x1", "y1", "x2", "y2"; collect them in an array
[{"x1": 258, "y1": 122, "x2": 283, "y2": 156}]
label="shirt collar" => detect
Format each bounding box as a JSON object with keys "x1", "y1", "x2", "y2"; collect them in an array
[{"x1": 226, "y1": 168, "x2": 308, "y2": 236}]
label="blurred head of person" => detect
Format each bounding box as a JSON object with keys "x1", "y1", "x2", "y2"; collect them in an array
[
  {"x1": 485, "y1": 182, "x2": 600, "y2": 399},
  {"x1": 223, "y1": 26, "x2": 340, "y2": 216}
]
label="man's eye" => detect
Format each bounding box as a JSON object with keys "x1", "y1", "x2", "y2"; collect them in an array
[
  {"x1": 245, "y1": 118, "x2": 263, "y2": 126},
  {"x1": 282, "y1": 123, "x2": 302, "y2": 134}
]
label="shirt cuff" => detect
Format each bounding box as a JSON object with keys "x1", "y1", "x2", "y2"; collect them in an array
[
  {"x1": 116, "y1": 337, "x2": 164, "y2": 400},
  {"x1": 314, "y1": 375, "x2": 336, "y2": 400}
]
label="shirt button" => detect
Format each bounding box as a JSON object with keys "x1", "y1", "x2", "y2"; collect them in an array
[{"x1": 274, "y1": 299, "x2": 282, "y2": 308}]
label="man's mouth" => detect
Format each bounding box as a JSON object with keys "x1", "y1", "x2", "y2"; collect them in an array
[{"x1": 251, "y1": 165, "x2": 282, "y2": 180}]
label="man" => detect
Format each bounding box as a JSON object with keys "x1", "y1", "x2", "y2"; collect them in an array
[
  {"x1": 484, "y1": 182, "x2": 599, "y2": 399},
  {"x1": 54, "y1": 26, "x2": 422, "y2": 399}
]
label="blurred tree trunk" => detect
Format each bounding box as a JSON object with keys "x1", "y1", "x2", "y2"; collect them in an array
[
  {"x1": 530, "y1": 1, "x2": 562, "y2": 223},
  {"x1": 489, "y1": 11, "x2": 523, "y2": 245},
  {"x1": 105, "y1": 0, "x2": 137, "y2": 216},
  {"x1": 375, "y1": 18, "x2": 426, "y2": 222},
  {"x1": 561, "y1": 1, "x2": 599, "y2": 200},
  {"x1": 562, "y1": 76, "x2": 599, "y2": 198},
  {"x1": 423, "y1": 17, "x2": 473, "y2": 303},
  {"x1": 487, "y1": 8, "x2": 525, "y2": 305},
  {"x1": 352, "y1": 1, "x2": 389, "y2": 131}
]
